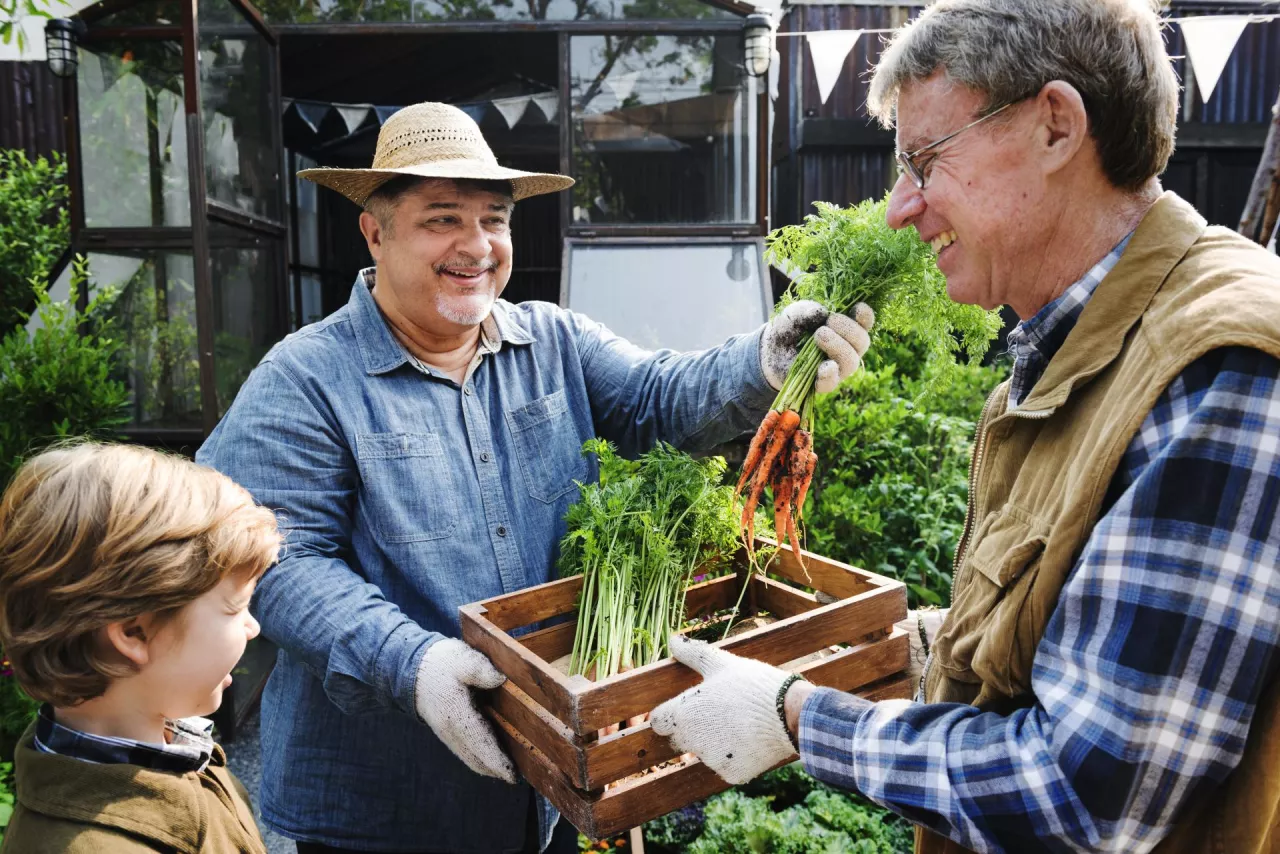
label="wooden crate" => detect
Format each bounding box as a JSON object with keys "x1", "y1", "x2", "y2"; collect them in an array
[{"x1": 459, "y1": 542, "x2": 911, "y2": 841}]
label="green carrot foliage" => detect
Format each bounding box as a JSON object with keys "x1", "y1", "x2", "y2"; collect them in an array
[
  {"x1": 558, "y1": 439, "x2": 743, "y2": 679},
  {"x1": 765, "y1": 195, "x2": 1002, "y2": 408}
]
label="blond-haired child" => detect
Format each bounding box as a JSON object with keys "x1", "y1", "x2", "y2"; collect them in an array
[{"x1": 0, "y1": 442, "x2": 281, "y2": 853}]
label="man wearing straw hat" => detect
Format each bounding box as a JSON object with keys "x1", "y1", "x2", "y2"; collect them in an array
[
  {"x1": 197, "y1": 101, "x2": 875, "y2": 853},
  {"x1": 646, "y1": 1, "x2": 1280, "y2": 853}
]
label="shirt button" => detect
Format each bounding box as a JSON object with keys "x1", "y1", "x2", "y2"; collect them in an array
[
  {"x1": 496, "y1": 525, "x2": 508, "y2": 537},
  {"x1": 463, "y1": 386, "x2": 473, "y2": 396},
  {"x1": 480, "y1": 452, "x2": 491, "y2": 462}
]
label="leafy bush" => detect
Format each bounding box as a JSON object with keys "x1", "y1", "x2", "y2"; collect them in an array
[
  {"x1": 0, "y1": 258, "x2": 130, "y2": 487},
  {"x1": 803, "y1": 338, "x2": 1007, "y2": 608},
  {"x1": 0, "y1": 151, "x2": 68, "y2": 336},
  {"x1": 0, "y1": 759, "x2": 13, "y2": 846},
  {"x1": 642, "y1": 765, "x2": 913, "y2": 854}
]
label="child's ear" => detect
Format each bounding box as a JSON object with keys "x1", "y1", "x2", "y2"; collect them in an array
[{"x1": 103, "y1": 618, "x2": 152, "y2": 668}]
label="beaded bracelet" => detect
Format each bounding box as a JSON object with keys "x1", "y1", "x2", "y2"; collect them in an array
[{"x1": 775, "y1": 672, "x2": 806, "y2": 750}]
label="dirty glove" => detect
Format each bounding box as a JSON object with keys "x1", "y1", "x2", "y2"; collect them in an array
[
  {"x1": 650, "y1": 635, "x2": 797, "y2": 785},
  {"x1": 414, "y1": 638, "x2": 516, "y2": 784},
  {"x1": 760, "y1": 300, "x2": 875, "y2": 393},
  {"x1": 894, "y1": 607, "x2": 947, "y2": 698}
]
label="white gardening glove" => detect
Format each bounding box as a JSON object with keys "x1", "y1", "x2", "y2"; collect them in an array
[
  {"x1": 760, "y1": 299, "x2": 875, "y2": 393},
  {"x1": 895, "y1": 607, "x2": 948, "y2": 698},
  {"x1": 414, "y1": 638, "x2": 516, "y2": 784},
  {"x1": 650, "y1": 635, "x2": 797, "y2": 785}
]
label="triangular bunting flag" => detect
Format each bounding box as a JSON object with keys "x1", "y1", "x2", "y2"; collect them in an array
[
  {"x1": 1180, "y1": 15, "x2": 1249, "y2": 103},
  {"x1": 806, "y1": 30, "x2": 862, "y2": 104},
  {"x1": 606, "y1": 71, "x2": 641, "y2": 104},
  {"x1": 492, "y1": 95, "x2": 532, "y2": 129},
  {"x1": 294, "y1": 101, "x2": 330, "y2": 134},
  {"x1": 336, "y1": 105, "x2": 372, "y2": 135},
  {"x1": 532, "y1": 92, "x2": 559, "y2": 121},
  {"x1": 374, "y1": 105, "x2": 400, "y2": 124}
]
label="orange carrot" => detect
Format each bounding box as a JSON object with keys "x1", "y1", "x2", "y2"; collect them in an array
[
  {"x1": 773, "y1": 473, "x2": 794, "y2": 549},
  {"x1": 736, "y1": 410, "x2": 780, "y2": 495},
  {"x1": 793, "y1": 450, "x2": 818, "y2": 523},
  {"x1": 749, "y1": 409, "x2": 801, "y2": 498}
]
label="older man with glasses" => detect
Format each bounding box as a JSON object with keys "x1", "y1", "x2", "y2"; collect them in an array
[{"x1": 647, "y1": 2, "x2": 1280, "y2": 853}]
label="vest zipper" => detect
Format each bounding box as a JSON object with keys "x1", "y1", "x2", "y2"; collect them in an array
[{"x1": 920, "y1": 391, "x2": 1056, "y2": 702}]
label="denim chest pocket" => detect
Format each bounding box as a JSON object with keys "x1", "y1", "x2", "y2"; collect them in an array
[
  {"x1": 506, "y1": 389, "x2": 588, "y2": 505},
  {"x1": 354, "y1": 432, "x2": 458, "y2": 543}
]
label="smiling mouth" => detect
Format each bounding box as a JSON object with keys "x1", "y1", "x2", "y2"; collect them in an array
[
  {"x1": 438, "y1": 266, "x2": 495, "y2": 282},
  {"x1": 929, "y1": 230, "x2": 957, "y2": 255}
]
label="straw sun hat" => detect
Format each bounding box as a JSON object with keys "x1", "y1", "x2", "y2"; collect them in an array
[{"x1": 298, "y1": 101, "x2": 575, "y2": 206}]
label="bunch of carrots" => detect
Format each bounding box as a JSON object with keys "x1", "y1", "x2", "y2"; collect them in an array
[
  {"x1": 736, "y1": 374, "x2": 818, "y2": 560},
  {"x1": 738, "y1": 196, "x2": 1003, "y2": 559}
]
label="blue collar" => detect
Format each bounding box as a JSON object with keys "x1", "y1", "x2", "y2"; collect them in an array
[{"x1": 348, "y1": 268, "x2": 536, "y2": 377}]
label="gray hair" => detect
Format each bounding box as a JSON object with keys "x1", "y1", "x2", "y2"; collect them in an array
[{"x1": 868, "y1": 0, "x2": 1179, "y2": 190}]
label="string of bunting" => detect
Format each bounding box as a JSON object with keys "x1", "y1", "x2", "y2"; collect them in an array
[{"x1": 778, "y1": 12, "x2": 1280, "y2": 106}]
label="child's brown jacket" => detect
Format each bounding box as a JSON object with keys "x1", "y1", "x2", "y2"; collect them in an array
[{"x1": 1, "y1": 723, "x2": 267, "y2": 853}]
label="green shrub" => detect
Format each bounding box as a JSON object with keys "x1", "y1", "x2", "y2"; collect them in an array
[
  {"x1": 643, "y1": 765, "x2": 913, "y2": 854},
  {"x1": 0, "y1": 759, "x2": 13, "y2": 846},
  {"x1": 0, "y1": 151, "x2": 69, "y2": 336},
  {"x1": 0, "y1": 258, "x2": 130, "y2": 487},
  {"x1": 803, "y1": 338, "x2": 1007, "y2": 608}
]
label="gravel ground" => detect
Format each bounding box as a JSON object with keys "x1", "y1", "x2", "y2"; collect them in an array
[{"x1": 223, "y1": 707, "x2": 295, "y2": 854}]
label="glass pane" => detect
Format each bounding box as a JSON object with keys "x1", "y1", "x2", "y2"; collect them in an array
[
  {"x1": 211, "y1": 243, "x2": 283, "y2": 415},
  {"x1": 571, "y1": 34, "x2": 757, "y2": 224},
  {"x1": 257, "y1": 0, "x2": 731, "y2": 23},
  {"x1": 93, "y1": 0, "x2": 183, "y2": 26},
  {"x1": 86, "y1": 251, "x2": 204, "y2": 430},
  {"x1": 295, "y1": 154, "x2": 320, "y2": 267},
  {"x1": 300, "y1": 272, "x2": 324, "y2": 325},
  {"x1": 77, "y1": 42, "x2": 190, "y2": 227},
  {"x1": 198, "y1": 0, "x2": 281, "y2": 221},
  {"x1": 566, "y1": 242, "x2": 766, "y2": 351}
]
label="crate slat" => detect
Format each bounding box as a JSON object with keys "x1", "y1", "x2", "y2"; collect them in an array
[
  {"x1": 492, "y1": 709, "x2": 793, "y2": 840},
  {"x1": 572, "y1": 583, "x2": 906, "y2": 733},
  {"x1": 488, "y1": 681, "x2": 587, "y2": 785},
  {"x1": 518, "y1": 620, "x2": 577, "y2": 662},
  {"x1": 461, "y1": 604, "x2": 584, "y2": 726},
  {"x1": 766, "y1": 543, "x2": 880, "y2": 599},
  {"x1": 576, "y1": 628, "x2": 909, "y2": 789},
  {"x1": 477, "y1": 575, "x2": 582, "y2": 631},
  {"x1": 750, "y1": 574, "x2": 821, "y2": 618}
]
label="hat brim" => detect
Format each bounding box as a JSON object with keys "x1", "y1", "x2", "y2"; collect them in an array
[{"x1": 297, "y1": 159, "x2": 575, "y2": 206}]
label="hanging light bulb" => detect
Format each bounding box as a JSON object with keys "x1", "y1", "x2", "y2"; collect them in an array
[
  {"x1": 44, "y1": 18, "x2": 86, "y2": 79},
  {"x1": 743, "y1": 13, "x2": 773, "y2": 78}
]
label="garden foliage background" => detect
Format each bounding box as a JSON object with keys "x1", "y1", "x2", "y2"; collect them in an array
[{"x1": 0, "y1": 147, "x2": 1008, "y2": 851}]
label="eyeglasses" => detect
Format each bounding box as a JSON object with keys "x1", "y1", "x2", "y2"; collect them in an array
[{"x1": 895, "y1": 101, "x2": 1017, "y2": 190}]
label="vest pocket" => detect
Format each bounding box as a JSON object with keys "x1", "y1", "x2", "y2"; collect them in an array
[
  {"x1": 933, "y1": 505, "x2": 1049, "y2": 700},
  {"x1": 355, "y1": 432, "x2": 459, "y2": 543}
]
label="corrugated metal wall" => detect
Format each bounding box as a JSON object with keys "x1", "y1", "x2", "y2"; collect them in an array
[
  {"x1": 0, "y1": 61, "x2": 65, "y2": 159},
  {"x1": 772, "y1": 4, "x2": 918, "y2": 226},
  {"x1": 771, "y1": 1, "x2": 1280, "y2": 232}
]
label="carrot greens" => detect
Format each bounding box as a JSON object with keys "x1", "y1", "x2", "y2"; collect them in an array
[
  {"x1": 558, "y1": 439, "x2": 743, "y2": 679},
  {"x1": 738, "y1": 195, "x2": 1002, "y2": 557}
]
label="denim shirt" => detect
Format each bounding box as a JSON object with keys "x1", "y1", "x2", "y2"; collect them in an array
[{"x1": 197, "y1": 272, "x2": 775, "y2": 852}]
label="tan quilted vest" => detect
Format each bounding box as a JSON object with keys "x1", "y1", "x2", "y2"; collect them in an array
[{"x1": 915, "y1": 193, "x2": 1280, "y2": 854}]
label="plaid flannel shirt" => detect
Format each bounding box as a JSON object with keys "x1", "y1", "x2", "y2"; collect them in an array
[
  {"x1": 34, "y1": 704, "x2": 214, "y2": 773},
  {"x1": 798, "y1": 238, "x2": 1280, "y2": 853}
]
